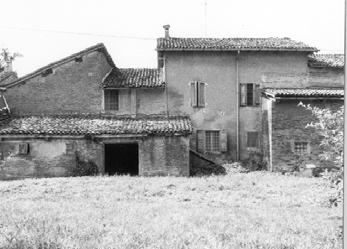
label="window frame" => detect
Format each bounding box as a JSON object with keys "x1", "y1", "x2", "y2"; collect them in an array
[
  {"x1": 246, "y1": 131, "x2": 259, "y2": 148},
  {"x1": 196, "y1": 130, "x2": 227, "y2": 153},
  {"x1": 104, "y1": 89, "x2": 119, "y2": 111},
  {"x1": 190, "y1": 81, "x2": 206, "y2": 108},
  {"x1": 292, "y1": 141, "x2": 310, "y2": 155},
  {"x1": 240, "y1": 83, "x2": 260, "y2": 107}
]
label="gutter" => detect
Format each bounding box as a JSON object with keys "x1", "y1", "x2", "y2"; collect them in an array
[{"x1": 236, "y1": 50, "x2": 240, "y2": 161}]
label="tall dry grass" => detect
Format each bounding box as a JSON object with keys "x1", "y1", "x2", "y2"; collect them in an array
[{"x1": 0, "y1": 172, "x2": 342, "y2": 249}]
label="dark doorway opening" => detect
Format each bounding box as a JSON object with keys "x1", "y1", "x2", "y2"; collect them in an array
[{"x1": 104, "y1": 143, "x2": 139, "y2": 176}]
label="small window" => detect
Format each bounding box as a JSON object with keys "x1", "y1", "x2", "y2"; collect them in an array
[
  {"x1": 74, "y1": 56, "x2": 83, "y2": 62},
  {"x1": 196, "y1": 130, "x2": 227, "y2": 153},
  {"x1": 41, "y1": 68, "x2": 53, "y2": 77},
  {"x1": 240, "y1": 83, "x2": 260, "y2": 106},
  {"x1": 190, "y1": 81, "x2": 206, "y2": 107},
  {"x1": 18, "y1": 143, "x2": 29, "y2": 155},
  {"x1": 294, "y1": 142, "x2": 308, "y2": 154},
  {"x1": 104, "y1": 89, "x2": 119, "y2": 111},
  {"x1": 247, "y1": 132, "x2": 259, "y2": 148}
]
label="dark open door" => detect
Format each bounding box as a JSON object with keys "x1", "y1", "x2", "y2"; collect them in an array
[{"x1": 104, "y1": 143, "x2": 139, "y2": 176}]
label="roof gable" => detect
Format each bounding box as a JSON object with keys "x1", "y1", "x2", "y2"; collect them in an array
[
  {"x1": 157, "y1": 37, "x2": 318, "y2": 52},
  {"x1": 3, "y1": 43, "x2": 116, "y2": 89}
]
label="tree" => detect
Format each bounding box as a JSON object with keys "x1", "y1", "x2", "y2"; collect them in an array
[
  {"x1": 300, "y1": 102, "x2": 343, "y2": 206},
  {"x1": 0, "y1": 48, "x2": 22, "y2": 72}
]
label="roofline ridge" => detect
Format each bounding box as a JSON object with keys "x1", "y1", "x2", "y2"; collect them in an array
[{"x1": 2, "y1": 43, "x2": 116, "y2": 90}]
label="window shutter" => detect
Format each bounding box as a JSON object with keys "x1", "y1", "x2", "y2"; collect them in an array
[
  {"x1": 219, "y1": 130, "x2": 228, "y2": 152},
  {"x1": 190, "y1": 82, "x2": 197, "y2": 107},
  {"x1": 240, "y1": 84, "x2": 247, "y2": 106},
  {"x1": 254, "y1": 84, "x2": 260, "y2": 105},
  {"x1": 196, "y1": 130, "x2": 205, "y2": 152},
  {"x1": 198, "y1": 82, "x2": 206, "y2": 107}
]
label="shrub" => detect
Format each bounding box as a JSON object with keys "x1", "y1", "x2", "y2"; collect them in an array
[
  {"x1": 300, "y1": 103, "x2": 343, "y2": 206},
  {"x1": 72, "y1": 152, "x2": 99, "y2": 177}
]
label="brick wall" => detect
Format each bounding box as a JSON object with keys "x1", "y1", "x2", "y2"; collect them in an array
[
  {"x1": 0, "y1": 135, "x2": 190, "y2": 180},
  {"x1": 271, "y1": 99, "x2": 343, "y2": 172},
  {"x1": 139, "y1": 136, "x2": 190, "y2": 176},
  {"x1": 4, "y1": 51, "x2": 111, "y2": 115}
]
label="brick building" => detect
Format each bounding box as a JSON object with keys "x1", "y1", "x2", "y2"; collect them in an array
[{"x1": 0, "y1": 26, "x2": 344, "y2": 179}]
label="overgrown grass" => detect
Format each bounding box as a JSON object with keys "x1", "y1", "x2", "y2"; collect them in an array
[{"x1": 0, "y1": 172, "x2": 342, "y2": 249}]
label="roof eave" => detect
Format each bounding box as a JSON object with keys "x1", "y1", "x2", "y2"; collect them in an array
[{"x1": 156, "y1": 48, "x2": 318, "y2": 52}]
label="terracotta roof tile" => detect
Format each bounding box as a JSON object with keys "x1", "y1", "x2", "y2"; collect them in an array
[
  {"x1": 308, "y1": 54, "x2": 344, "y2": 68},
  {"x1": 263, "y1": 88, "x2": 344, "y2": 98},
  {"x1": 102, "y1": 68, "x2": 164, "y2": 88},
  {"x1": 0, "y1": 71, "x2": 17, "y2": 85},
  {"x1": 0, "y1": 115, "x2": 192, "y2": 136},
  {"x1": 157, "y1": 37, "x2": 318, "y2": 52}
]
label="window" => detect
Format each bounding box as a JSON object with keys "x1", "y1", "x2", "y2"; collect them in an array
[
  {"x1": 196, "y1": 130, "x2": 227, "y2": 153},
  {"x1": 190, "y1": 81, "x2": 206, "y2": 107},
  {"x1": 41, "y1": 68, "x2": 53, "y2": 77},
  {"x1": 240, "y1": 83, "x2": 260, "y2": 106},
  {"x1": 294, "y1": 142, "x2": 308, "y2": 154},
  {"x1": 104, "y1": 89, "x2": 119, "y2": 111},
  {"x1": 18, "y1": 143, "x2": 29, "y2": 155},
  {"x1": 247, "y1": 132, "x2": 259, "y2": 148}
]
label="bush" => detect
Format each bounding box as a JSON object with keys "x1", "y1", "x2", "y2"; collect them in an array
[
  {"x1": 72, "y1": 152, "x2": 99, "y2": 177},
  {"x1": 300, "y1": 103, "x2": 343, "y2": 206}
]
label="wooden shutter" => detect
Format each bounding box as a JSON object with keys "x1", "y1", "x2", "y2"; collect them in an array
[
  {"x1": 196, "y1": 130, "x2": 205, "y2": 152},
  {"x1": 220, "y1": 130, "x2": 228, "y2": 152},
  {"x1": 240, "y1": 84, "x2": 247, "y2": 106},
  {"x1": 254, "y1": 84, "x2": 260, "y2": 105},
  {"x1": 198, "y1": 82, "x2": 206, "y2": 107},
  {"x1": 190, "y1": 82, "x2": 197, "y2": 107}
]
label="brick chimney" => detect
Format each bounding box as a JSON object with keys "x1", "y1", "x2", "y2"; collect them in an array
[{"x1": 163, "y1": 25, "x2": 170, "y2": 38}]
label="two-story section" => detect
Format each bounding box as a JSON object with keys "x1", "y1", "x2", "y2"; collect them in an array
[
  {"x1": 157, "y1": 25, "x2": 317, "y2": 164},
  {"x1": 0, "y1": 43, "x2": 191, "y2": 179}
]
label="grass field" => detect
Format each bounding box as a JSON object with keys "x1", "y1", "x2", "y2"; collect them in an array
[{"x1": 0, "y1": 172, "x2": 342, "y2": 249}]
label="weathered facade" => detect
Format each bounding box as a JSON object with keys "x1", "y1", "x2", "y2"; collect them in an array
[
  {"x1": 262, "y1": 89, "x2": 343, "y2": 172},
  {"x1": 0, "y1": 43, "x2": 191, "y2": 179},
  {"x1": 0, "y1": 27, "x2": 344, "y2": 179}
]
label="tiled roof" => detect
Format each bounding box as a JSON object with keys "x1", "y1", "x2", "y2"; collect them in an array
[
  {"x1": 102, "y1": 68, "x2": 165, "y2": 88},
  {"x1": 308, "y1": 54, "x2": 344, "y2": 69},
  {"x1": 157, "y1": 37, "x2": 318, "y2": 52},
  {"x1": 4, "y1": 43, "x2": 116, "y2": 89},
  {"x1": 0, "y1": 115, "x2": 192, "y2": 136},
  {"x1": 263, "y1": 88, "x2": 344, "y2": 98},
  {"x1": 0, "y1": 71, "x2": 17, "y2": 85}
]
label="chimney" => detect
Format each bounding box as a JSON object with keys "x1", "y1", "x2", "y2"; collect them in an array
[{"x1": 163, "y1": 25, "x2": 170, "y2": 38}]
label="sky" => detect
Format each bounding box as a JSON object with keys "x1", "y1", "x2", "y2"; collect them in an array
[{"x1": 0, "y1": 0, "x2": 344, "y2": 76}]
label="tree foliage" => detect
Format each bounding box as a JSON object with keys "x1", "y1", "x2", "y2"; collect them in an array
[
  {"x1": 0, "y1": 48, "x2": 22, "y2": 71},
  {"x1": 300, "y1": 102, "x2": 343, "y2": 206}
]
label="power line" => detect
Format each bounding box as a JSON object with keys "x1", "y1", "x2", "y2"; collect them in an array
[{"x1": 0, "y1": 26, "x2": 156, "y2": 40}]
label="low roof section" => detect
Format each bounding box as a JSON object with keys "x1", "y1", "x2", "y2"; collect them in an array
[
  {"x1": 262, "y1": 88, "x2": 344, "y2": 99},
  {"x1": 0, "y1": 114, "x2": 192, "y2": 137},
  {"x1": 308, "y1": 54, "x2": 344, "y2": 69},
  {"x1": 102, "y1": 67, "x2": 165, "y2": 88}
]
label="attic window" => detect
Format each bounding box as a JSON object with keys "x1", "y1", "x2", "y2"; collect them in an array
[
  {"x1": 74, "y1": 56, "x2": 83, "y2": 62},
  {"x1": 41, "y1": 68, "x2": 53, "y2": 77}
]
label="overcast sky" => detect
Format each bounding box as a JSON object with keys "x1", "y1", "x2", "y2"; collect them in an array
[{"x1": 0, "y1": 0, "x2": 344, "y2": 76}]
